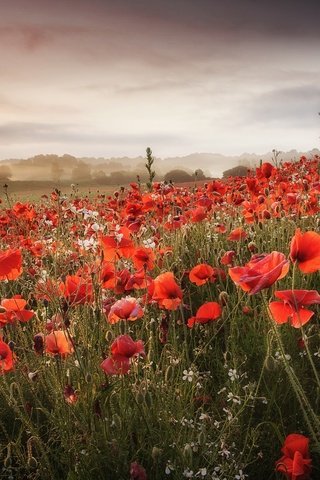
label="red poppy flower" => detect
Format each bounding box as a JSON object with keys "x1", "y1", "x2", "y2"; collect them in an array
[
  {"x1": 45, "y1": 330, "x2": 74, "y2": 357},
  {"x1": 0, "y1": 340, "x2": 14, "y2": 374},
  {"x1": 100, "y1": 226, "x2": 135, "y2": 261},
  {"x1": 0, "y1": 296, "x2": 34, "y2": 327},
  {"x1": 260, "y1": 162, "x2": 274, "y2": 179},
  {"x1": 290, "y1": 229, "x2": 320, "y2": 273},
  {"x1": 100, "y1": 354, "x2": 130, "y2": 375},
  {"x1": 269, "y1": 290, "x2": 320, "y2": 328},
  {"x1": 229, "y1": 251, "x2": 289, "y2": 295},
  {"x1": 107, "y1": 297, "x2": 144, "y2": 324},
  {"x1": 111, "y1": 335, "x2": 145, "y2": 358},
  {"x1": 189, "y1": 264, "x2": 214, "y2": 286},
  {"x1": 220, "y1": 251, "x2": 236, "y2": 266},
  {"x1": 60, "y1": 275, "x2": 93, "y2": 305},
  {"x1": 275, "y1": 433, "x2": 311, "y2": 480},
  {"x1": 187, "y1": 302, "x2": 222, "y2": 328},
  {"x1": 228, "y1": 227, "x2": 248, "y2": 241},
  {"x1": 133, "y1": 247, "x2": 155, "y2": 271},
  {"x1": 0, "y1": 249, "x2": 22, "y2": 281},
  {"x1": 149, "y1": 272, "x2": 183, "y2": 310}
]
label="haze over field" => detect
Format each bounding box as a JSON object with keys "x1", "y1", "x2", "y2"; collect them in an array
[{"x1": 0, "y1": 0, "x2": 319, "y2": 164}]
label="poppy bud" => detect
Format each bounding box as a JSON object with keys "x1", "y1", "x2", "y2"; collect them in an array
[
  {"x1": 218, "y1": 291, "x2": 229, "y2": 305},
  {"x1": 105, "y1": 330, "x2": 114, "y2": 342},
  {"x1": 112, "y1": 413, "x2": 122, "y2": 430},
  {"x1": 165, "y1": 365, "x2": 173, "y2": 382},
  {"x1": 265, "y1": 355, "x2": 277, "y2": 371},
  {"x1": 145, "y1": 391, "x2": 153, "y2": 407},
  {"x1": 33, "y1": 334, "x2": 44, "y2": 354},
  {"x1": 152, "y1": 446, "x2": 162, "y2": 461},
  {"x1": 247, "y1": 242, "x2": 257, "y2": 253},
  {"x1": 135, "y1": 391, "x2": 145, "y2": 404},
  {"x1": 183, "y1": 443, "x2": 193, "y2": 462},
  {"x1": 198, "y1": 431, "x2": 206, "y2": 446},
  {"x1": 27, "y1": 457, "x2": 38, "y2": 468}
]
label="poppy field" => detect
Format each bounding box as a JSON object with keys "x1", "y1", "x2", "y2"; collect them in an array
[{"x1": 0, "y1": 155, "x2": 319, "y2": 480}]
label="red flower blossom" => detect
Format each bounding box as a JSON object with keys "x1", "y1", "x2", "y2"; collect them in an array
[
  {"x1": 111, "y1": 335, "x2": 145, "y2": 358},
  {"x1": 107, "y1": 297, "x2": 144, "y2": 324},
  {"x1": 275, "y1": 433, "x2": 311, "y2": 480},
  {"x1": 0, "y1": 249, "x2": 22, "y2": 281},
  {"x1": 0, "y1": 340, "x2": 14, "y2": 374},
  {"x1": 290, "y1": 229, "x2": 320, "y2": 273},
  {"x1": 0, "y1": 296, "x2": 34, "y2": 327},
  {"x1": 100, "y1": 226, "x2": 135, "y2": 261},
  {"x1": 100, "y1": 354, "x2": 130, "y2": 375},
  {"x1": 189, "y1": 263, "x2": 214, "y2": 286},
  {"x1": 269, "y1": 290, "x2": 320, "y2": 328},
  {"x1": 228, "y1": 227, "x2": 248, "y2": 241},
  {"x1": 149, "y1": 272, "x2": 183, "y2": 310},
  {"x1": 101, "y1": 335, "x2": 145, "y2": 376},
  {"x1": 220, "y1": 251, "x2": 236, "y2": 266},
  {"x1": 45, "y1": 330, "x2": 74, "y2": 357},
  {"x1": 229, "y1": 251, "x2": 289, "y2": 295},
  {"x1": 60, "y1": 275, "x2": 93, "y2": 305},
  {"x1": 133, "y1": 247, "x2": 155, "y2": 271},
  {"x1": 187, "y1": 302, "x2": 222, "y2": 328}
]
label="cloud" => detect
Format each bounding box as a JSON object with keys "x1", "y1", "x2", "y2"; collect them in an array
[{"x1": 245, "y1": 85, "x2": 320, "y2": 127}]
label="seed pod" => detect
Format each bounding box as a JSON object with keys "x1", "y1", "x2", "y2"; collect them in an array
[
  {"x1": 183, "y1": 443, "x2": 193, "y2": 462},
  {"x1": 151, "y1": 446, "x2": 163, "y2": 461},
  {"x1": 112, "y1": 413, "x2": 122, "y2": 430}
]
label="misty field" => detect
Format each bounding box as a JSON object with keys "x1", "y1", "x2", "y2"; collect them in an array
[{"x1": 0, "y1": 155, "x2": 319, "y2": 480}]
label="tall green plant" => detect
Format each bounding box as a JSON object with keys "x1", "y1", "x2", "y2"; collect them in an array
[{"x1": 145, "y1": 147, "x2": 156, "y2": 192}]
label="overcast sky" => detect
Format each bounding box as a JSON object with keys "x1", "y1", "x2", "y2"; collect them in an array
[{"x1": 0, "y1": 0, "x2": 320, "y2": 159}]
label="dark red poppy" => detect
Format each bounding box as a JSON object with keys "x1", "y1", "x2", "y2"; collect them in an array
[
  {"x1": 275, "y1": 433, "x2": 311, "y2": 479},
  {"x1": 0, "y1": 340, "x2": 14, "y2": 374}
]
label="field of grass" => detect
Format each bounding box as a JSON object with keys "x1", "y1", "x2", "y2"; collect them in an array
[{"x1": 0, "y1": 156, "x2": 319, "y2": 479}]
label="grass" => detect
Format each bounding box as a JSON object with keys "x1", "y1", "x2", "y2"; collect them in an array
[{"x1": 0, "y1": 156, "x2": 319, "y2": 479}]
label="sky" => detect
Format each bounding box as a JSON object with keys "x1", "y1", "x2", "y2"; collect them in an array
[{"x1": 0, "y1": 0, "x2": 320, "y2": 160}]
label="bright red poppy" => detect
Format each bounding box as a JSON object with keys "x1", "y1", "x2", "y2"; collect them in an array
[
  {"x1": 228, "y1": 227, "x2": 248, "y2": 241},
  {"x1": 60, "y1": 275, "x2": 93, "y2": 305},
  {"x1": 0, "y1": 249, "x2": 22, "y2": 281},
  {"x1": 229, "y1": 251, "x2": 289, "y2": 295},
  {"x1": 149, "y1": 272, "x2": 183, "y2": 310},
  {"x1": 0, "y1": 296, "x2": 34, "y2": 327},
  {"x1": 269, "y1": 290, "x2": 320, "y2": 328},
  {"x1": 275, "y1": 433, "x2": 311, "y2": 480},
  {"x1": 100, "y1": 226, "x2": 135, "y2": 261},
  {"x1": 220, "y1": 250, "x2": 236, "y2": 266},
  {"x1": 45, "y1": 330, "x2": 74, "y2": 357},
  {"x1": 187, "y1": 302, "x2": 222, "y2": 328},
  {"x1": 290, "y1": 229, "x2": 320, "y2": 273},
  {"x1": 107, "y1": 297, "x2": 144, "y2": 324},
  {"x1": 132, "y1": 247, "x2": 155, "y2": 271},
  {"x1": 0, "y1": 340, "x2": 14, "y2": 374},
  {"x1": 189, "y1": 264, "x2": 214, "y2": 286}
]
